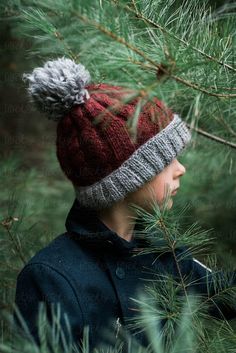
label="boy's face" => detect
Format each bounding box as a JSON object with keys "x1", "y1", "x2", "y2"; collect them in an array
[{"x1": 127, "y1": 158, "x2": 186, "y2": 212}]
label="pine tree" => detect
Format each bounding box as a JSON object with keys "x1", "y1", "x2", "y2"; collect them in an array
[{"x1": 1, "y1": 0, "x2": 236, "y2": 352}]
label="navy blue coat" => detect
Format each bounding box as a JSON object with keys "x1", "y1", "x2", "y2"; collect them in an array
[{"x1": 14, "y1": 199, "x2": 236, "y2": 351}]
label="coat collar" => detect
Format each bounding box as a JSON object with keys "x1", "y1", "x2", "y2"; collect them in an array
[{"x1": 65, "y1": 199, "x2": 149, "y2": 255}]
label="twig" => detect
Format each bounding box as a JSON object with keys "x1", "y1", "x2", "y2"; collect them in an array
[
  {"x1": 171, "y1": 75, "x2": 236, "y2": 98},
  {"x1": 210, "y1": 86, "x2": 236, "y2": 91},
  {"x1": 22, "y1": 9, "x2": 78, "y2": 62},
  {"x1": 187, "y1": 123, "x2": 236, "y2": 149},
  {"x1": 1, "y1": 217, "x2": 27, "y2": 265},
  {"x1": 129, "y1": 58, "x2": 236, "y2": 98},
  {"x1": 213, "y1": 115, "x2": 236, "y2": 138},
  {"x1": 75, "y1": 12, "x2": 236, "y2": 98},
  {"x1": 53, "y1": 30, "x2": 78, "y2": 62},
  {"x1": 157, "y1": 217, "x2": 192, "y2": 311},
  {"x1": 121, "y1": 1, "x2": 236, "y2": 73}
]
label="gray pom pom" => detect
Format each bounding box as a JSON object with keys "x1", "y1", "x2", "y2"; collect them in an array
[{"x1": 22, "y1": 57, "x2": 91, "y2": 121}]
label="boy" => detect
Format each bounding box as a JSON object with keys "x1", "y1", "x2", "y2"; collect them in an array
[
  {"x1": 14, "y1": 57, "x2": 232, "y2": 352},
  {"x1": 97, "y1": 157, "x2": 186, "y2": 242}
]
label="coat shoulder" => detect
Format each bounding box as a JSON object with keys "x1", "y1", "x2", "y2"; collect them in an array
[{"x1": 19, "y1": 232, "x2": 88, "y2": 278}]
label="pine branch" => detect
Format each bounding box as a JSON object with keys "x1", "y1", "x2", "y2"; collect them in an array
[
  {"x1": 75, "y1": 11, "x2": 236, "y2": 99},
  {"x1": 213, "y1": 115, "x2": 236, "y2": 138},
  {"x1": 124, "y1": 0, "x2": 236, "y2": 73},
  {"x1": 0, "y1": 216, "x2": 26, "y2": 265},
  {"x1": 188, "y1": 123, "x2": 236, "y2": 149},
  {"x1": 7, "y1": 2, "x2": 236, "y2": 151},
  {"x1": 196, "y1": 283, "x2": 236, "y2": 327},
  {"x1": 21, "y1": 9, "x2": 78, "y2": 61},
  {"x1": 156, "y1": 215, "x2": 192, "y2": 312}
]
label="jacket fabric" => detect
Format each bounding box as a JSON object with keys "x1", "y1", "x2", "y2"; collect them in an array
[{"x1": 14, "y1": 199, "x2": 236, "y2": 351}]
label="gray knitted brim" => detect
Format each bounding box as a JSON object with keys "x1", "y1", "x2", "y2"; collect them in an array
[{"x1": 74, "y1": 114, "x2": 191, "y2": 210}]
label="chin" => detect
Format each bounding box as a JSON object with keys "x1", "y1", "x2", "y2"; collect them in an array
[
  {"x1": 142, "y1": 198, "x2": 172, "y2": 213},
  {"x1": 167, "y1": 199, "x2": 173, "y2": 209},
  {"x1": 131, "y1": 195, "x2": 173, "y2": 214},
  {"x1": 159, "y1": 197, "x2": 173, "y2": 211}
]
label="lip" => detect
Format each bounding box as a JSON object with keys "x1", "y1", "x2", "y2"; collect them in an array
[{"x1": 171, "y1": 188, "x2": 179, "y2": 195}]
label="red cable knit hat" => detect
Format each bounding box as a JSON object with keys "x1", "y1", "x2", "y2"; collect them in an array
[{"x1": 23, "y1": 57, "x2": 191, "y2": 209}]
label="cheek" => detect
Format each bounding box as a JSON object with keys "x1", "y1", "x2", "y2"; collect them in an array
[
  {"x1": 153, "y1": 180, "x2": 165, "y2": 201},
  {"x1": 151, "y1": 173, "x2": 173, "y2": 202},
  {"x1": 128, "y1": 171, "x2": 173, "y2": 208},
  {"x1": 141, "y1": 178, "x2": 166, "y2": 204}
]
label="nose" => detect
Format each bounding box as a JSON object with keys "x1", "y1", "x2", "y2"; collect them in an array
[{"x1": 176, "y1": 159, "x2": 186, "y2": 176}]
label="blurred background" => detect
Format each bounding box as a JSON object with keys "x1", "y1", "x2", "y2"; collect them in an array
[{"x1": 0, "y1": 0, "x2": 236, "y2": 339}]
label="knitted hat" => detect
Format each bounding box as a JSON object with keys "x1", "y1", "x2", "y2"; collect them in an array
[{"x1": 23, "y1": 57, "x2": 191, "y2": 210}]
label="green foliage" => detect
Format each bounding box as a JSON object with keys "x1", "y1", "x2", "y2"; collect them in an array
[
  {"x1": 0, "y1": 151, "x2": 73, "y2": 341},
  {"x1": 2, "y1": 197, "x2": 236, "y2": 352},
  {"x1": 128, "y1": 187, "x2": 214, "y2": 257},
  {"x1": 2, "y1": 0, "x2": 236, "y2": 219},
  {"x1": 2, "y1": 1, "x2": 236, "y2": 114},
  {"x1": 1, "y1": 0, "x2": 236, "y2": 352}
]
